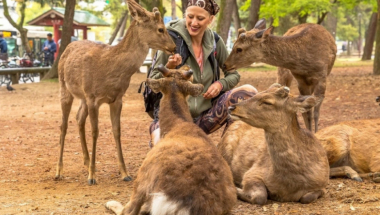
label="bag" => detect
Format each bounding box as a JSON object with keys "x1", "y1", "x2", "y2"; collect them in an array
[{"x1": 138, "y1": 30, "x2": 221, "y2": 119}]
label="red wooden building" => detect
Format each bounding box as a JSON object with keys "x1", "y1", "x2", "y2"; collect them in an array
[{"x1": 27, "y1": 7, "x2": 110, "y2": 55}]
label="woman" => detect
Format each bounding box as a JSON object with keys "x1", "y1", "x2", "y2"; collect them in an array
[{"x1": 149, "y1": 0, "x2": 257, "y2": 146}]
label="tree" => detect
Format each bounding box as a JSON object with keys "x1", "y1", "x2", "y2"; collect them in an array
[
  {"x1": 43, "y1": 0, "x2": 76, "y2": 79},
  {"x1": 2, "y1": 0, "x2": 32, "y2": 55},
  {"x1": 181, "y1": 0, "x2": 187, "y2": 15},
  {"x1": 171, "y1": 0, "x2": 177, "y2": 19},
  {"x1": 246, "y1": 0, "x2": 261, "y2": 30},
  {"x1": 108, "y1": 11, "x2": 129, "y2": 45},
  {"x1": 232, "y1": 0, "x2": 241, "y2": 31},
  {"x1": 362, "y1": 12, "x2": 377, "y2": 60},
  {"x1": 140, "y1": 0, "x2": 165, "y2": 15},
  {"x1": 374, "y1": 0, "x2": 380, "y2": 75},
  {"x1": 217, "y1": 0, "x2": 235, "y2": 42}
]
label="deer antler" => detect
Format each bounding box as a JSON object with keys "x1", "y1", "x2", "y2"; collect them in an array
[{"x1": 158, "y1": 64, "x2": 171, "y2": 77}]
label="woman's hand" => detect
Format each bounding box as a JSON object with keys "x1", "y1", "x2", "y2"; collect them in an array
[
  {"x1": 165, "y1": 54, "x2": 182, "y2": 69},
  {"x1": 203, "y1": 82, "x2": 223, "y2": 99}
]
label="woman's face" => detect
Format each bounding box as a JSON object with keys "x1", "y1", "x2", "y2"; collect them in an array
[{"x1": 185, "y1": 6, "x2": 214, "y2": 38}]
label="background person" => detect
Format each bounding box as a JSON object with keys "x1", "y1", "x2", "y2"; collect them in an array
[
  {"x1": 42, "y1": 33, "x2": 57, "y2": 66},
  {"x1": 148, "y1": 0, "x2": 258, "y2": 147},
  {"x1": 0, "y1": 32, "x2": 8, "y2": 61}
]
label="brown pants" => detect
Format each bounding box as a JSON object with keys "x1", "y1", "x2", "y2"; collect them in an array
[{"x1": 149, "y1": 84, "x2": 258, "y2": 139}]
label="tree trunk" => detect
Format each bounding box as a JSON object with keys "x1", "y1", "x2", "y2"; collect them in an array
[
  {"x1": 362, "y1": 13, "x2": 377, "y2": 60},
  {"x1": 322, "y1": 6, "x2": 338, "y2": 39},
  {"x1": 232, "y1": 0, "x2": 241, "y2": 31},
  {"x1": 246, "y1": 0, "x2": 261, "y2": 30},
  {"x1": 2, "y1": 0, "x2": 32, "y2": 54},
  {"x1": 43, "y1": 0, "x2": 76, "y2": 79},
  {"x1": 181, "y1": 0, "x2": 187, "y2": 15},
  {"x1": 347, "y1": 41, "x2": 352, "y2": 56},
  {"x1": 109, "y1": 12, "x2": 129, "y2": 45},
  {"x1": 298, "y1": 13, "x2": 308, "y2": 24},
  {"x1": 119, "y1": 12, "x2": 128, "y2": 38},
  {"x1": 216, "y1": 0, "x2": 234, "y2": 42},
  {"x1": 171, "y1": 0, "x2": 177, "y2": 20},
  {"x1": 374, "y1": 1, "x2": 380, "y2": 75}
]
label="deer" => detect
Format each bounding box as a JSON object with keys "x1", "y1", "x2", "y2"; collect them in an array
[
  {"x1": 55, "y1": 0, "x2": 176, "y2": 185},
  {"x1": 222, "y1": 19, "x2": 337, "y2": 132},
  {"x1": 219, "y1": 118, "x2": 380, "y2": 197},
  {"x1": 225, "y1": 83, "x2": 329, "y2": 205},
  {"x1": 105, "y1": 65, "x2": 236, "y2": 215}
]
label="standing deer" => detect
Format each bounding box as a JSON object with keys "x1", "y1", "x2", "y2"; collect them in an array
[
  {"x1": 106, "y1": 65, "x2": 236, "y2": 215},
  {"x1": 55, "y1": 0, "x2": 176, "y2": 185},
  {"x1": 226, "y1": 84, "x2": 329, "y2": 204},
  {"x1": 222, "y1": 19, "x2": 337, "y2": 132}
]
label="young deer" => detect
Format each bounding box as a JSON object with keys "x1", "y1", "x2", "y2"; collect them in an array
[
  {"x1": 218, "y1": 118, "x2": 380, "y2": 196},
  {"x1": 56, "y1": 0, "x2": 176, "y2": 185},
  {"x1": 222, "y1": 19, "x2": 337, "y2": 132},
  {"x1": 105, "y1": 65, "x2": 236, "y2": 215},
  {"x1": 226, "y1": 84, "x2": 329, "y2": 204}
]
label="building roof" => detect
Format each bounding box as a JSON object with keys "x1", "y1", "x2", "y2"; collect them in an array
[{"x1": 27, "y1": 7, "x2": 110, "y2": 27}]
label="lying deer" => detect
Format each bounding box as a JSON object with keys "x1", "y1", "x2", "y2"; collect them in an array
[
  {"x1": 219, "y1": 118, "x2": 380, "y2": 195},
  {"x1": 55, "y1": 0, "x2": 176, "y2": 185},
  {"x1": 222, "y1": 19, "x2": 337, "y2": 132},
  {"x1": 105, "y1": 65, "x2": 236, "y2": 215},
  {"x1": 225, "y1": 84, "x2": 329, "y2": 205}
]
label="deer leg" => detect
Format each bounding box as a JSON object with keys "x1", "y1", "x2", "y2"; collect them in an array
[
  {"x1": 330, "y1": 166, "x2": 363, "y2": 182},
  {"x1": 55, "y1": 90, "x2": 74, "y2": 180},
  {"x1": 357, "y1": 172, "x2": 380, "y2": 183},
  {"x1": 313, "y1": 79, "x2": 327, "y2": 132},
  {"x1": 87, "y1": 102, "x2": 99, "y2": 185},
  {"x1": 297, "y1": 81, "x2": 313, "y2": 131},
  {"x1": 300, "y1": 189, "x2": 325, "y2": 204},
  {"x1": 109, "y1": 100, "x2": 132, "y2": 182},
  {"x1": 277, "y1": 67, "x2": 293, "y2": 87},
  {"x1": 237, "y1": 182, "x2": 267, "y2": 205},
  {"x1": 76, "y1": 100, "x2": 90, "y2": 167},
  {"x1": 105, "y1": 200, "x2": 124, "y2": 215}
]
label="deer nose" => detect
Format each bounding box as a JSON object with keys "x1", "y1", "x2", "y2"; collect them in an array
[
  {"x1": 228, "y1": 105, "x2": 236, "y2": 112},
  {"x1": 222, "y1": 64, "x2": 227, "y2": 71}
]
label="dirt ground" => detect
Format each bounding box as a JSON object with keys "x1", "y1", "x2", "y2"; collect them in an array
[{"x1": 1, "y1": 65, "x2": 380, "y2": 215}]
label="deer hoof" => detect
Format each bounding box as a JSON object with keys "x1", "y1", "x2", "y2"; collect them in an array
[
  {"x1": 54, "y1": 175, "x2": 63, "y2": 180},
  {"x1": 123, "y1": 176, "x2": 133, "y2": 181},
  {"x1": 353, "y1": 177, "x2": 363, "y2": 182},
  {"x1": 88, "y1": 179, "x2": 97, "y2": 185}
]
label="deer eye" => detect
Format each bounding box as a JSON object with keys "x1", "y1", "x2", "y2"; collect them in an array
[
  {"x1": 236, "y1": 48, "x2": 242, "y2": 53},
  {"x1": 158, "y1": 28, "x2": 164, "y2": 33}
]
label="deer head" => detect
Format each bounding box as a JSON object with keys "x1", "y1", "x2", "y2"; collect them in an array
[
  {"x1": 228, "y1": 84, "x2": 318, "y2": 131},
  {"x1": 127, "y1": 0, "x2": 176, "y2": 54},
  {"x1": 222, "y1": 18, "x2": 273, "y2": 72},
  {"x1": 146, "y1": 64, "x2": 204, "y2": 97}
]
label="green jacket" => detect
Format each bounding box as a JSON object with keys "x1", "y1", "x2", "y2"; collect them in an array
[{"x1": 151, "y1": 19, "x2": 240, "y2": 118}]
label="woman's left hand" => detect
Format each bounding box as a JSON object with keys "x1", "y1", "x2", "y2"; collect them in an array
[{"x1": 203, "y1": 82, "x2": 223, "y2": 99}]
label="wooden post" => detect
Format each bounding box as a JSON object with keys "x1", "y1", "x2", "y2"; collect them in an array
[{"x1": 11, "y1": 74, "x2": 19, "y2": 84}]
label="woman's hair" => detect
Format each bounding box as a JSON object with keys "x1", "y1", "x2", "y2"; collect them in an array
[{"x1": 186, "y1": 0, "x2": 220, "y2": 16}]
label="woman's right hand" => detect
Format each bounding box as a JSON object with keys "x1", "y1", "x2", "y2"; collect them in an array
[{"x1": 165, "y1": 54, "x2": 182, "y2": 69}]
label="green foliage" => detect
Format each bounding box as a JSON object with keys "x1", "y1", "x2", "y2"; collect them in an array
[{"x1": 337, "y1": 23, "x2": 359, "y2": 41}]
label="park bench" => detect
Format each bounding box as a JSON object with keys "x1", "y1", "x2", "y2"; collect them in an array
[{"x1": 0, "y1": 67, "x2": 50, "y2": 84}]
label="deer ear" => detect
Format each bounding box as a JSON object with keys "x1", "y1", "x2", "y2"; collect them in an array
[
  {"x1": 292, "y1": 96, "x2": 317, "y2": 113},
  {"x1": 255, "y1": 26, "x2": 273, "y2": 39},
  {"x1": 127, "y1": 0, "x2": 148, "y2": 21},
  {"x1": 146, "y1": 78, "x2": 164, "y2": 93},
  {"x1": 187, "y1": 84, "x2": 204, "y2": 97},
  {"x1": 253, "y1": 18, "x2": 266, "y2": 30}
]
